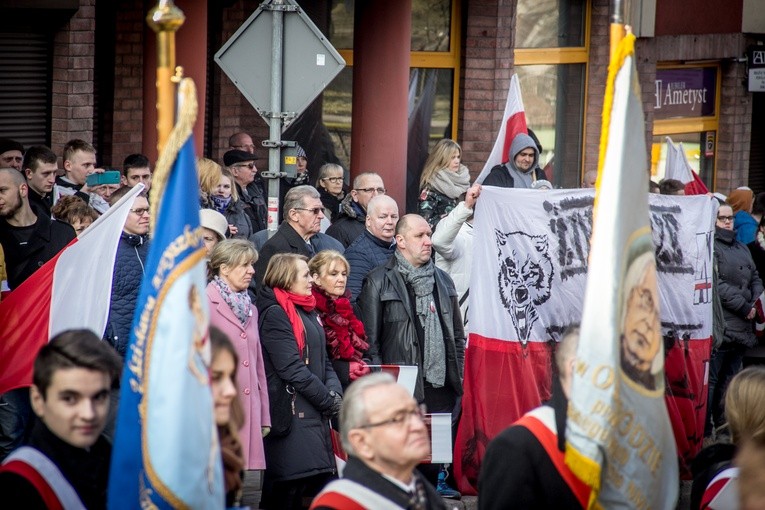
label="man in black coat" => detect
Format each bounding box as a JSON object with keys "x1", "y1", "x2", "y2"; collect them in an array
[
  {"x1": 312, "y1": 373, "x2": 448, "y2": 510},
  {"x1": 0, "y1": 167, "x2": 75, "y2": 290},
  {"x1": 326, "y1": 172, "x2": 386, "y2": 248},
  {"x1": 254, "y1": 185, "x2": 326, "y2": 285},
  {"x1": 479, "y1": 326, "x2": 589, "y2": 510},
  {"x1": 224, "y1": 149, "x2": 268, "y2": 232},
  {"x1": 22, "y1": 146, "x2": 58, "y2": 216}
]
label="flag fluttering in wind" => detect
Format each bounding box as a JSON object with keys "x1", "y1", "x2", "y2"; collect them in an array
[
  {"x1": 475, "y1": 74, "x2": 528, "y2": 183},
  {"x1": 107, "y1": 78, "x2": 224, "y2": 509},
  {"x1": 0, "y1": 185, "x2": 142, "y2": 394},
  {"x1": 664, "y1": 136, "x2": 709, "y2": 195},
  {"x1": 565, "y1": 33, "x2": 679, "y2": 509}
]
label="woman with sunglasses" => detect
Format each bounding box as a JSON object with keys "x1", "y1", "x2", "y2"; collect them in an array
[
  {"x1": 315, "y1": 163, "x2": 346, "y2": 223},
  {"x1": 707, "y1": 203, "x2": 763, "y2": 439}
]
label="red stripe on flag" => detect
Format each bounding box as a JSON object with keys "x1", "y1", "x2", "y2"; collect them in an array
[
  {"x1": 501, "y1": 112, "x2": 528, "y2": 164},
  {"x1": 454, "y1": 333, "x2": 552, "y2": 495},
  {"x1": 0, "y1": 247, "x2": 66, "y2": 393},
  {"x1": 684, "y1": 170, "x2": 709, "y2": 196}
]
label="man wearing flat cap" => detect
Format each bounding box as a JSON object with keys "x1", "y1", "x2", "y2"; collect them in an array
[
  {"x1": 0, "y1": 139, "x2": 23, "y2": 171},
  {"x1": 224, "y1": 149, "x2": 267, "y2": 233}
]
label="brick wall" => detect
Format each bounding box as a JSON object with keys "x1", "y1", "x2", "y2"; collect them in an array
[
  {"x1": 459, "y1": 0, "x2": 516, "y2": 180},
  {"x1": 582, "y1": 0, "x2": 610, "y2": 177},
  {"x1": 716, "y1": 59, "x2": 752, "y2": 193},
  {"x1": 51, "y1": 0, "x2": 96, "y2": 158},
  {"x1": 111, "y1": 0, "x2": 145, "y2": 167}
]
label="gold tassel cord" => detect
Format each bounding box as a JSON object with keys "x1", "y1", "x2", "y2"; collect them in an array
[{"x1": 148, "y1": 77, "x2": 198, "y2": 235}]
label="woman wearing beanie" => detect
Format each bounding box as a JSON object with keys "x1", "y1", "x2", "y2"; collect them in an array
[
  {"x1": 727, "y1": 188, "x2": 757, "y2": 244},
  {"x1": 418, "y1": 139, "x2": 471, "y2": 229}
]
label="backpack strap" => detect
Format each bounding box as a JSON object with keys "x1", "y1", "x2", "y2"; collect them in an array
[{"x1": 0, "y1": 446, "x2": 86, "y2": 510}]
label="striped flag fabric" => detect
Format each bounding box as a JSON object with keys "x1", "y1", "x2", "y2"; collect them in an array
[
  {"x1": 0, "y1": 185, "x2": 142, "y2": 394},
  {"x1": 475, "y1": 74, "x2": 528, "y2": 183},
  {"x1": 107, "y1": 78, "x2": 224, "y2": 509},
  {"x1": 565, "y1": 33, "x2": 679, "y2": 508},
  {"x1": 664, "y1": 136, "x2": 709, "y2": 195}
]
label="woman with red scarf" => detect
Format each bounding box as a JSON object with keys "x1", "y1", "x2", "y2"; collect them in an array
[
  {"x1": 257, "y1": 253, "x2": 343, "y2": 510},
  {"x1": 308, "y1": 250, "x2": 370, "y2": 389}
]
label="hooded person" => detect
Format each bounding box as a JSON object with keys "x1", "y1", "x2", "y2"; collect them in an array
[
  {"x1": 727, "y1": 188, "x2": 757, "y2": 245},
  {"x1": 482, "y1": 132, "x2": 545, "y2": 188}
]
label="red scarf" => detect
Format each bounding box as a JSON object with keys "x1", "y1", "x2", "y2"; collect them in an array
[
  {"x1": 312, "y1": 287, "x2": 368, "y2": 361},
  {"x1": 273, "y1": 288, "x2": 316, "y2": 355}
]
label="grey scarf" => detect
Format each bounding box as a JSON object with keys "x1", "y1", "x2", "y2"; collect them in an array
[
  {"x1": 395, "y1": 251, "x2": 446, "y2": 387},
  {"x1": 428, "y1": 164, "x2": 470, "y2": 199}
]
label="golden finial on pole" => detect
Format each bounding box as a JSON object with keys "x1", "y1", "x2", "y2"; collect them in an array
[{"x1": 147, "y1": 0, "x2": 185, "y2": 154}]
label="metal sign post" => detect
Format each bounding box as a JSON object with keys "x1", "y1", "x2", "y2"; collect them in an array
[{"x1": 214, "y1": 0, "x2": 345, "y2": 235}]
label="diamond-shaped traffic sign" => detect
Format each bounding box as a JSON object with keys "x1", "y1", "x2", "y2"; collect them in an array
[{"x1": 214, "y1": 1, "x2": 345, "y2": 127}]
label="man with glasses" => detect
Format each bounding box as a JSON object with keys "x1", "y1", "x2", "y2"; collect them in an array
[
  {"x1": 224, "y1": 149, "x2": 267, "y2": 232},
  {"x1": 311, "y1": 373, "x2": 448, "y2": 509},
  {"x1": 254, "y1": 185, "x2": 326, "y2": 285},
  {"x1": 482, "y1": 132, "x2": 544, "y2": 189},
  {"x1": 327, "y1": 172, "x2": 387, "y2": 248},
  {"x1": 103, "y1": 187, "x2": 151, "y2": 359},
  {"x1": 229, "y1": 132, "x2": 257, "y2": 154}
]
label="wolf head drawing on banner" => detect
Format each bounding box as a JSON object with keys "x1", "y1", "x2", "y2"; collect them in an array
[{"x1": 495, "y1": 230, "x2": 554, "y2": 344}]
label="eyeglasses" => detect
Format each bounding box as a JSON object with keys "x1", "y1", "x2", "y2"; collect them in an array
[
  {"x1": 294, "y1": 207, "x2": 323, "y2": 215},
  {"x1": 322, "y1": 177, "x2": 344, "y2": 184},
  {"x1": 359, "y1": 405, "x2": 426, "y2": 429},
  {"x1": 717, "y1": 215, "x2": 734, "y2": 222},
  {"x1": 354, "y1": 187, "x2": 386, "y2": 195},
  {"x1": 130, "y1": 207, "x2": 151, "y2": 216},
  {"x1": 233, "y1": 162, "x2": 256, "y2": 170}
]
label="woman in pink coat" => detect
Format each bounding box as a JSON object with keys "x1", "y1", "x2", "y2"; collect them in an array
[{"x1": 206, "y1": 239, "x2": 270, "y2": 470}]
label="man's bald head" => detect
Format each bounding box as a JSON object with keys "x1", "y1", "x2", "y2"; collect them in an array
[
  {"x1": 394, "y1": 214, "x2": 419, "y2": 237},
  {"x1": 366, "y1": 195, "x2": 398, "y2": 217},
  {"x1": 0, "y1": 167, "x2": 26, "y2": 186}
]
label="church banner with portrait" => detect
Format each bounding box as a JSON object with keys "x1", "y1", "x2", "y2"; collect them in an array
[{"x1": 453, "y1": 186, "x2": 716, "y2": 495}]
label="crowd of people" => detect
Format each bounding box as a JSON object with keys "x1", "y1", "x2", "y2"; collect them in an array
[{"x1": 1, "y1": 129, "x2": 765, "y2": 510}]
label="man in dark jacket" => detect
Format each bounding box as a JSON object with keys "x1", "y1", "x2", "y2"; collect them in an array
[
  {"x1": 0, "y1": 329, "x2": 122, "y2": 509},
  {"x1": 104, "y1": 189, "x2": 150, "y2": 358},
  {"x1": 327, "y1": 172, "x2": 385, "y2": 248},
  {"x1": 0, "y1": 167, "x2": 76, "y2": 290},
  {"x1": 22, "y1": 146, "x2": 58, "y2": 216},
  {"x1": 312, "y1": 373, "x2": 448, "y2": 510},
  {"x1": 225, "y1": 149, "x2": 267, "y2": 232},
  {"x1": 358, "y1": 214, "x2": 465, "y2": 405},
  {"x1": 482, "y1": 132, "x2": 545, "y2": 188},
  {"x1": 479, "y1": 326, "x2": 589, "y2": 510},
  {"x1": 344, "y1": 194, "x2": 398, "y2": 301},
  {"x1": 254, "y1": 185, "x2": 325, "y2": 285}
]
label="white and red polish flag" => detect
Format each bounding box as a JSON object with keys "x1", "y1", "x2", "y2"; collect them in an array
[
  {"x1": 0, "y1": 185, "x2": 142, "y2": 394},
  {"x1": 475, "y1": 74, "x2": 528, "y2": 184},
  {"x1": 664, "y1": 136, "x2": 709, "y2": 195}
]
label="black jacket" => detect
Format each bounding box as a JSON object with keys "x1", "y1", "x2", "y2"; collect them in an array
[
  {"x1": 256, "y1": 286, "x2": 342, "y2": 482},
  {"x1": 0, "y1": 204, "x2": 76, "y2": 289},
  {"x1": 105, "y1": 232, "x2": 149, "y2": 357},
  {"x1": 326, "y1": 195, "x2": 366, "y2": 248},
  {"x1": 715, "y1": 226, "x2": 763, "y2": 347},
  {"x1": 319, "y1": 188, "x2": 345, "y2": 223},
  {"x1": 254, "y1": 222, "x2": 315, "y2": 285},
  {"x1": 0, "y1": 419, "x2": 111, "y2": 510},
  {"x1": 27, "y1": 188, "x2": 53, "y2": 217},
  {"x1": 344, "y1": 229, "x2": 395, "y2": 301},
  {"x1": 357, "y1": 256, "x2": 465, "y2": 402},
  {"x1": 483, "y1": 164, "x2": 546, "y2": 188},
  {"x1": 236, "y1": 182, "x2": 267, "y2": 233}
]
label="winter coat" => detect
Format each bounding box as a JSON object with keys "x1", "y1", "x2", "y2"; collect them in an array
[
  {"x1": 482, "y1": 133, "x2": 544, "y2": 188},
  {"x1": 254, "y1": 222, "x2": 315, "y2": 286},
  {"x1": 207, "y1": 283, "x2": 270, "y2": 469},
  {"x1": 344, "y1": 230, "x2": 395, "y2": 301},
  {"x1": 418, "y1": 187, "x2": 458, "y2": 230},
  {"x1": 715, "y1": 227, "x2": 763, "y2": 347},
  {"x1": 105, "y1": 232, "x2": 149, "y2": 357},
  {"x1": 734, "y1": 210, "x2": 757, "y2": 245},
  {"x1": 326, "y1": 195, "x2": 366, "y2": 248},
  {"x1": 0, "y1": 204, "x2": 76, "y2": 290},
  {"x1": 319, "y1": 188, "x2": 345, "y2": 223},
  {"x1": 249, "y1": 230, "x2": 344, "y2": 255},
  {"x1": 236, "y1": 182, "x2": 267, "y2": 233},
  {"x1": 222, "y1": 199, "x2": 253, "y2": 240},
  {"x1": 357, "y1": 256, "x2": 465, "y2": 403},
  {"x1": 432, "y1": 201, "x2": 473, "y2": 323},
  {"x1": 256, "y1": 286, "x2": 342, "y2": 482}
]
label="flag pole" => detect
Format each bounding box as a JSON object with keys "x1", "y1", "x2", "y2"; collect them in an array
[
  {"x1": 146, "y1": 0, "x2": 185, "y2": 155},
  {"x1": 609, "y1": 0, "x2": 626, "y2": 61}
]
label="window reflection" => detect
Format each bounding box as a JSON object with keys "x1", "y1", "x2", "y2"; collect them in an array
[
  {"x1": 515, "y1": 64, "x2": 585, "y2": 188},
  {"x1": 321, "y1": 67, "x2": 353, "y2": 169},
  {"x1": 651, "y1": 133, "x2": 715, "y2": 190},
  {"x1": 516, "y1": 0, "x2": 586, "y2": 48}
]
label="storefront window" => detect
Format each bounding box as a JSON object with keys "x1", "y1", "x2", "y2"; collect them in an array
[
  {"x1": 516, "y1": 0, "x2": 586, "y2": 48},
  {"x1": 651, "y1": 132, "x2": 716, "y2": 190}
]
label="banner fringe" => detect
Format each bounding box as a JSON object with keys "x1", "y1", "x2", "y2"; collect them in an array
[{"x1": 565, "y1": 442, "x2": 602, "y2": 510}]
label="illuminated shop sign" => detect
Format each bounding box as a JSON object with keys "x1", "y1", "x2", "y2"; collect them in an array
[{"x1": 654, "y1": 67, "x2": 716, "y2": 119}]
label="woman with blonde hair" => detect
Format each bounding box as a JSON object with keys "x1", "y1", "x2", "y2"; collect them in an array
[
  {"x1": 315, "y1": 163, "x2": 346, "y2": 222},
  {"x1": 198, "y1": 157, "x2": 222, "y2": 209},
  {"x1": 206, "y1": 239, "x2": 270, "y2": 476},
  {"x1": 257, "y1": 253, "x2": 342, "y2": 509},
  {"x1": 308, "y1": 250, "x2": 369, "y2": 388},
  {"x1": 418, "y1": 138, "x2": 470, "y2": 229}
]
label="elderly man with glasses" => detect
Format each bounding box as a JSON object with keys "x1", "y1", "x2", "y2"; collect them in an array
[
  {"x1": 310, "y1": 373, "x2": 449, "y2": 510},
  {"x1": 224, "y1": 149, "x2": 267, "y2": 232},
  {"x1": 327, "y1": 172, "x2": 387, "y2": 248}
]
